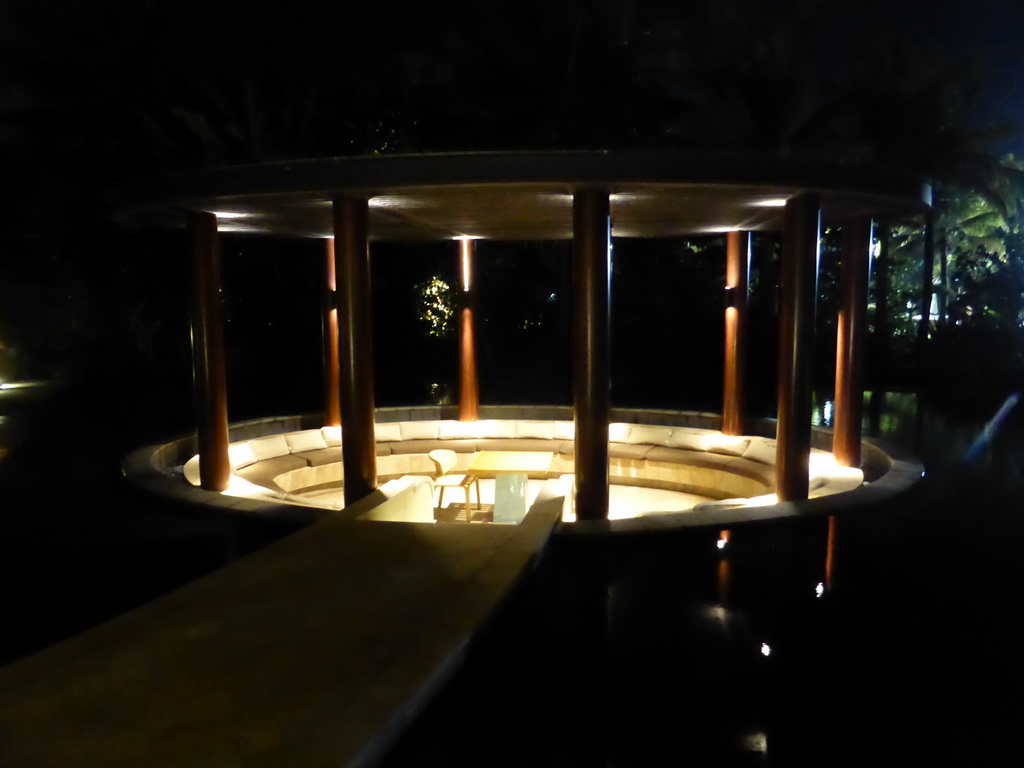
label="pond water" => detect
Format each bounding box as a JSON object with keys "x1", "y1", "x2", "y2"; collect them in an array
[
  {"x1": 2, "y1": 385, "x2": 1022, "y2": 765},
  {"x1": 381, "y1": 389, "x2": 1024, "y2": 767}
]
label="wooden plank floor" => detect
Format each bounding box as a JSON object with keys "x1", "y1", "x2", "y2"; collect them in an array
[{"x1": 0, "y1": 499, "x2": 562, "y2": 767}]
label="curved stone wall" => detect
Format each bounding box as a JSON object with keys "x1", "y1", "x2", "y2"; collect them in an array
[{"x1": 123, "y1": 405, "x2": 922, "y2": 533}]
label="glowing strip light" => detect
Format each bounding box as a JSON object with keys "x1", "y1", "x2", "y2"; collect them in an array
[{"x1": 459, "y1": 238, "x2": 473, "y2": 291}]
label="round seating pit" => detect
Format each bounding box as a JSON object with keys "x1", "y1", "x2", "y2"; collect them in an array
[{"x1": 182, "y1": 418, "x2": 865, "y2": 521}]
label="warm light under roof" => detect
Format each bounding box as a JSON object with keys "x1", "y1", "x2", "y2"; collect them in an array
[
  {"x1": 459, "y1": 239, "x2": 473, "y2": 291},
  {"x1": 698, "y1": 225, "x2": 743, "y2": 234},
  {"x1": 369, "y1": 196, "x2": 415, "y2": 209},
  {"x1": 217, "y1": 222, "x2": 267, "y2": 234}
]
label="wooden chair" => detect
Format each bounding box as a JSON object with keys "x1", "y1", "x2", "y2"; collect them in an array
[{"x1": 427, "y1": 449, "x2": 480, "y2": 517}]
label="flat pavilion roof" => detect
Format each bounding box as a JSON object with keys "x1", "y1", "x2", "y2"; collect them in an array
[{"x1": 112, "y1": 151, "x2": 932, "y2": 241}]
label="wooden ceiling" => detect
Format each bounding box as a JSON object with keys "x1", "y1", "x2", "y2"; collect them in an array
[{"x1": 112, "y1": 152, "x2": 931, "y2": 241}]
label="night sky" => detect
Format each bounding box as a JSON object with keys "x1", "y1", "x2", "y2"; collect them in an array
[
  {"x1": 4, "y1": 4, "x2": 1024, "y2": 764},
  {"x1": 4, "y1": 0, "x2": 1024, "y2": 169},
  {"x1": 1, "y1": 1, "x2": 1023, "y2": 433},
  {"x1": 2, "y1": 0, "x2": 1024, "y2": 424}
]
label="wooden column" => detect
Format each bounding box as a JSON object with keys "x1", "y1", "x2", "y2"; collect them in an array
[
  {"x1": 833, "y1": 218, "x2": 873, "y2": 467},
  {"x1": 322, "y1": 238, "x2": 341, "y2": 427},
  {"x1": 722, "y1": 230, "x2": 750, "y2": 436},
  {"x1": 458, "y1": 239, "x2": 479, "y2": 421},
  {"x1": 775, "y1": 193, "x2": 820, "y2": 502},
  {"x1": 189, "y1": 210, "x2": 230, "y2": 491},
  {"x1": 333, "y1": 195, "x2": 377, "y2": 505},
  {"x1": 572, "y1": 190, "x2": 611, "y2": 521}
]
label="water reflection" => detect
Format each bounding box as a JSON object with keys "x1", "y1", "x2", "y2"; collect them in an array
[
  {"x1": 863, "y1": 389, "x2": 920, "y2": 444},
  {"x1": 717, "y1": 529, "x2": 730, "y2": 550},
  {"x1": 744, "y1": 390, "x2": 1024, "y2": 763},
  {"x1": 824, "y1": 515, "x2": 837, "y2": 593},
  {"x1": 811, "y1": 398, "x2": 835, "y2": 427},
  {"x1": 813, "y1": 389, "x2": 924, "y2": 441},
  {"x1": 382, "y1": 388, "x2": 1024, "y2": 766},
  {"x1": 717, "y1": 557, "x2": 731, "y2": 606}
]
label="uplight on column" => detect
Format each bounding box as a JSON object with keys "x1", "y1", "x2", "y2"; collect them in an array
[{"x1": 458, "y1": 237, "x2": 475, "y2": 292}]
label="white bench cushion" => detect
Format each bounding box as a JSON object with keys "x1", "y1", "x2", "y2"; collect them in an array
[
  {"x1": 515, "y1": 420, "x2": 556, "y2": 439},
  {"x1": 375, "y1": 422, "x2": 403, "y2": 442},
  {"x1": 476, "y1": 420, "x2": 517, "y2": 438},
  {"x1": 438, "y1": 420, "x2": 478, "y2": 439},
  {"x1": 248, "y1": 435, "x2": 291, "y2": 461},
  {"x1": 666, "y1": 428, "x2": 713, "y2": 451},
  {"x1": 553, "y1": 420, "x2": 575, "y2": 440},
  {"x1": 228, "y1": 442, "x2": 257, "y2": 470},
  {"x1": 624, "y1": 425, "x2": 673, "y2": 446},
  {"x1": 400, "y1": 420, "x2": 440, "y2": 440},
  {"x1": 609, "y1": 423, "x2": 631, "y2": 443},
  {"x1": 743, "y1": 436, "x2": 777, "y2": 465},
  {"x1": 285, "y1": 429, "x2": 328, "y2": 454}
]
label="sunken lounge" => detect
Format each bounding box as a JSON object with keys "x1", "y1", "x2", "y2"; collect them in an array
[{"x1": 118, "y1": 151, "x2": 927, "y2": 531}]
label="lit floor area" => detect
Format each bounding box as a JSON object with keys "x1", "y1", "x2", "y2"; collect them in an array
[{"x1": 301, "y1": 478, "x2": 712, "y2": 522}]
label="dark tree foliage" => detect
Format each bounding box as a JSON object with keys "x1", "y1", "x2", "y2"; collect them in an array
[{"x1": 1, "y1": 0, "x2": 1021, "y2": 405}]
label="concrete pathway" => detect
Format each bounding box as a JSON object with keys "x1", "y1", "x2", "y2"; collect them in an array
[{"x1": 0, "y1": 499, "x2": 561, "y2": 767}]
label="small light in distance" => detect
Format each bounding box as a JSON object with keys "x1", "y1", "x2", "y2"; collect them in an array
[
  {"x1": 760, "y1": 642, "x2": 772, "y2": 657},
  {"x1": 742, "y1": 732, "x2": 768, "y2": 754},
  {"x1": 717, "y1": 538, "x2": 726, "y2": 550},
  {"x1": 815, "y1": 582, "x2": 824, "y2": 598}
]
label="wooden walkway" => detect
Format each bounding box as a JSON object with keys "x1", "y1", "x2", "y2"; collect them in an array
[{"x1": 0, "y1": 494, "x2": 562, "y2": 767}]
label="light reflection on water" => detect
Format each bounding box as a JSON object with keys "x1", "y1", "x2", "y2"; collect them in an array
[
  {"x1": 368, "y1": 389, "x2": 1024, "y2": 766},
  {"x1": 810, "y1": 397, "x2": 835, "y2": 427},
  {"x1": 811, "y1": 389, "x2": 1024, "y2": 478},
  {"x1": 812, "y1": 389, "x2": 936, "y2": 441},
  {"x1": 813, "y1": 389, "x2": 920, "y2": 439}
]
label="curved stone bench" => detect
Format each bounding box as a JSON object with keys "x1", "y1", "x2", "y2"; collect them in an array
[{"x1": 182, "y1": 419, "x2": 864, "y2": 512}]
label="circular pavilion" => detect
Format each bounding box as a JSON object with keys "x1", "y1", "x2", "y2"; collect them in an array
[{"x1": 115, "y1": 151, "x2": 929, "y2": 527}]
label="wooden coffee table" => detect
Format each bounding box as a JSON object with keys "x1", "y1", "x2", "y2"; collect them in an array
[
  {"x1": 463, "y1": 451, "x2": 556, "y2": 522},
  {"x1": 465, "y1": 450, "x2": 555, "y2": 477}
]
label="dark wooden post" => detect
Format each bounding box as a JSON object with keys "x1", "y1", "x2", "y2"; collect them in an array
[
  {"x1": 322, "y1": 238, "x2": 341, "y2": 427},
  {"x1": 573, "y1": 189, "x2": 611, "y2": 521},
  {"x1": 458, "y1": 238, "x2": 480, "y2": 421},
  {"x1": 333, "y1": 195, "x2": 377, "y2": 504},
  {"x1": 722, "y1": 230, "x2": 750, "y2": 436},
  {"x1": 833, "y1": 218, "x2": 873, "y2": 467},
  {"x1": 775, "y1": 193, "x2": 820, "y2": 502},
  {"x1": 189, "y1": 211, "x2": 230, "y2": 491}
]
